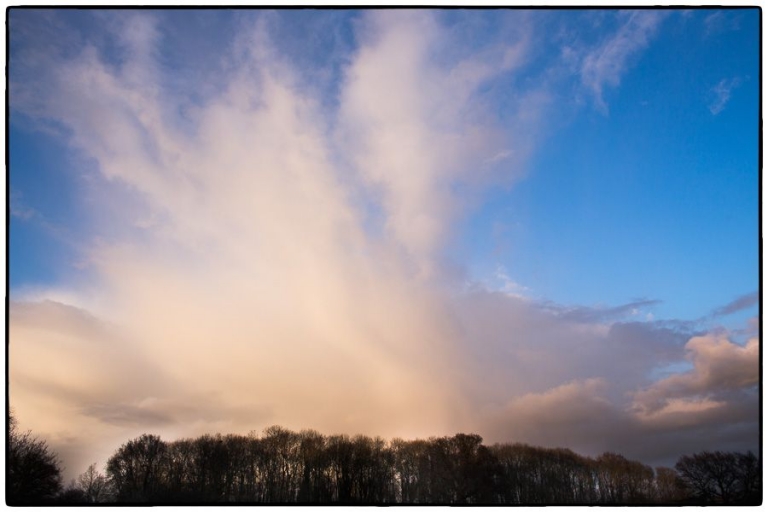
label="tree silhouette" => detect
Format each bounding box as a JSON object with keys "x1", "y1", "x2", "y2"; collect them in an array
[
  {"x1": 74, "y1": 463, "x2": 114, "y2": 502},
  {"x1": 82, "y1": 425, "x2": 760, "y2": 504},
  {"x1": 653, "y1": 466, "x2": 686, "y2": 503},
  {"x1": 106, "y1": 433, "x2": 168, "y2": 502},
  {"x1": 6, "y1": 412, "x2": 63, "y2": 505},
  {"x1": 676, "y1": 450, "x2": 762, "y2": 504},
  {"x1": 734, "y1": 451, "x2": 761, "y2": 503}
]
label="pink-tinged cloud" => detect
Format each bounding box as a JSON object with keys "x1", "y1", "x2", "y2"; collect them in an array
[
  {"x1": 8, "y1": 10, "x2": 758, "y2": 480},
  {"x1": 631, "y1": 333, "x2": 758, "y2": 417}
]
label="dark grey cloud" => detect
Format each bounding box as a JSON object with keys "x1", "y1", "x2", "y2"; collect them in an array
[
  {"x1": 480, "y1": 379, "x2": 758, "y2": 467},
  {"x1": 452, "y1": 291, "x2": 688, "y2": 402},
  {"x1": 481, "y1": 375, "x2": 759, "y2": 469},
  {"x1": 451, "y1": 290, "x2": 758, "y2": 467}
]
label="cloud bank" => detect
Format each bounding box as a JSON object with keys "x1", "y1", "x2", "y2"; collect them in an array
[{"x1": 9, "y1": 9, "x2": 758, "y2": 480}]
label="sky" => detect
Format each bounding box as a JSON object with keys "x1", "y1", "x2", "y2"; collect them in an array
[{"x1": 7, "y1": 8, "x2": 760, "y2": 481}]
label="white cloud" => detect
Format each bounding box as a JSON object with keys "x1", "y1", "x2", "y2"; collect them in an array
[
  {"x1": 337, "y1": 10, "x2": 533, "y2": 278},
  {"x1": 580, "y1": 11, "x2": 666, "y2": 112},
  {"x1": 492, "y1": 265, "x2": 529, "y2": 297},
  {"x1": 708, "y1": 77, "x2": 742, "y2": 115},
  {"x1": 485, "y1": 149, "x2": 513, "y2": 165},
  {"x1": 10, "y1": 190, "x2": 38, "y2": 220},
  {"x1": 703, "y1": 11, "x2": 741, "y2": 37}
]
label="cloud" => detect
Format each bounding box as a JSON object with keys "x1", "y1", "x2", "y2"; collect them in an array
[
  {"x1": 337, "y1": 10, "x2": 534, "y2": 277},
  {"x1": 539, "y1": 298, "x2": 661, "y2": 323},
  {"x1": 451, "y1": 291, "x2": 757, "y2": 464},
  {"x1": 708, "y1": 77, "x2": 742, "y2": 115},
  {"x1": 492, "y1": 265, "x2": 529, "y2": 296},
  {"x1": 703, "y1": 11, "x2": 742, "y2": 37},
  {"x1": 484, "y1": 378, "x2": 618, "y2": 447},
  {"x1": 448, "y1": 290, "x2": 688, "y2": 412},
  {"x1": 8, "y1": 9, "x2": 758, "y2": 479},
  {"x1": 10, "y1": 190, "x2": 40, "y2": 220},
  {"x1": 474, "y1": 315, "x2": 758, "y2": 465},
  {"x1": 630, "y1": 332, "x2": 758, "y2": 417},
  {"x1": 9, "y1": 301, "x2": 169, "y2": 402},
  {"x1": 80, "y1": 401, "x2": 177, "y2": 428},
  {"x1": 10, "y1": 299, "x2": 176, "y2": 478},
  {"x1": 707, "y1": 291, "x2": 759, "y2": 318},
  {"x1": 580, "y1": 11, "x2": 665, "y2": 112},
  {"x1": 10, "y1": 10, "x2": 539, "y2": 476}
]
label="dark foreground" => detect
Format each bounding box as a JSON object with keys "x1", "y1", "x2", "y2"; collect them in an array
[{"x1": 8, "y1": 421, "x2": 761, "y2": 505}]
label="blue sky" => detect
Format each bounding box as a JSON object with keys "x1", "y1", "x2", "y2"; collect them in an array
[
  {"x1": 8, "y1": 8, "x2": 760, "y2": 478},
  {"x1": 455, "y1": 9, "x2": 759, "y2": 324}
]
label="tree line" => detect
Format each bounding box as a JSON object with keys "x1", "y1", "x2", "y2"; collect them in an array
[{"x1": 7, "y1": 417, "x2": 762, "y2": 505}]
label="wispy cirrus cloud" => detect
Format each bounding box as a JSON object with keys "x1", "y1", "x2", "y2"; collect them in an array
[
  {"x1": 10, "y1": 190, "x2": 40, "y2": 220},
  {"x1": 708, "y1": 76, "x2": 742, "y2": 115},
  {"x1": 539, "y1": 298, "x2": 661, "y2": 323},
  {"x1": 703, "y1": 10, "x2": 742, "y2": 37},
  {"x1": 707, "y1": 290, "x2": 758, "y2": 318},
  {"x1": 579, "y1": 10, "x2": 666, "y2": 112}
]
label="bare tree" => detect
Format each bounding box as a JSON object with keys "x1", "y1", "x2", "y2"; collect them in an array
[
  {"x1": 675, "y1": 451, "x2": 759, "y2": 504},
  {"x1": 6, "y1": 412, "x2": 63, "y2": 504},
  {"x1": 735, "y1": 451, "x2": 761, "y2": 503},
  {"x1": 88, "y1": 424, "x2": 759, "y2": 505},
  {"x1": 653, "y1": 466, "x2": 686, "y2": 503},
  {"x1": 106, "y1": 433, "x2": 168, "y2": 501},
  {"x1": 75, "y1": 463, "x2": 114, "y2": 502}
]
